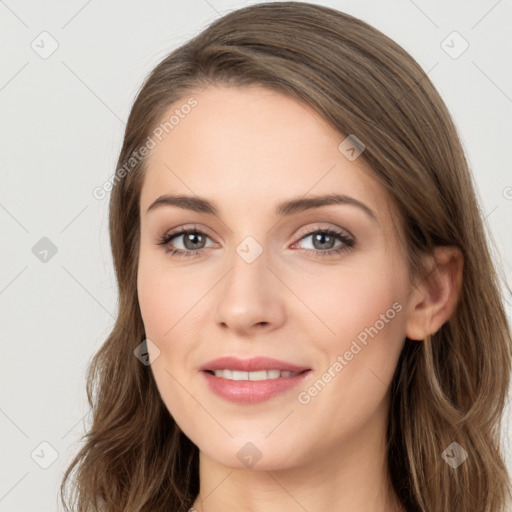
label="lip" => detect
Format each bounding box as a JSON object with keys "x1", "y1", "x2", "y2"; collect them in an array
[
  {"x1": 200, "y1": 356, "x2": 310, "y2": 373},
  {"x1": 201, "y1": 370, "x2": 311, "y2": 404},
  {"x1": 199, "y1": 356, "x2": 312, "y2": 404}
]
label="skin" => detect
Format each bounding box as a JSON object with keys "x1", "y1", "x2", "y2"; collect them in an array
[{"x1": 137, "y1": 85, "x2": 463, "y2": 512}]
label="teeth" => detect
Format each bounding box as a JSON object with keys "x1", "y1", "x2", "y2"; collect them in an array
[{"x1": 212, "y1": 369, "x2": 300, "y2": 380}]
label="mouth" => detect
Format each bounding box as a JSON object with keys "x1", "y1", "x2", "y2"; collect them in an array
[{"x1": 200, "y1": 368, "x2": 313, "y2": 405}]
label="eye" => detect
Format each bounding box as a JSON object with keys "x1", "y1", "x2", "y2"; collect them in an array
[
  {"x1": 157, "y1": 225, "x2": 215, "y2": 258},
  {"x1": 292, "y1": 227, "x2": 355, "y2": 258}
]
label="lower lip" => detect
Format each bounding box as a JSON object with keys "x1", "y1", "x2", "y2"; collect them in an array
[{"x1": 201, "y1": 370, "x2": 311, "y2": 404}]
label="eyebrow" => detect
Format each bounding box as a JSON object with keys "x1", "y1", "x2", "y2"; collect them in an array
[{"x1": 146, "y1": 193, "x2": 378, "y2": 222}]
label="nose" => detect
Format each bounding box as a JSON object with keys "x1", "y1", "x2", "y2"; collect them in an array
[{"x1": 213, "y1": 244, "x2": 286, "y2": 336}]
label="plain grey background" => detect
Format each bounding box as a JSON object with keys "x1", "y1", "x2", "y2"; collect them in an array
[{"x1": 1, "y1": 1, "x2": 511, "y2": 510}]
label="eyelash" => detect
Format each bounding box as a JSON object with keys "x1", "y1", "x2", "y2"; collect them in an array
[{"x1": 157, "y1": 225, "x2": 355, "y2": 259}]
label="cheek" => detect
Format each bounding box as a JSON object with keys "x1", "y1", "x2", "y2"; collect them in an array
[
  {"x1": 298, "y1": 257, "x2": 407, "y2": 402},
  {"x1": 137, "y1": 259, "x2": 195, "y2": 423},
  {"x1": 137, "y1": 266, "x2": 169, "y2": 338},
  {"x1": 137, "y1": 251, "x2": 196, "y2": 340},
  {"x1": 300, "y1": 256, "x2": 406, "y2": 346},
  {"x1": 288, "y1": 276, "x2": 407, "y2": 447}
]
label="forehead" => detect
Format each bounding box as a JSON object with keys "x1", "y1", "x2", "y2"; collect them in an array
[{"x1": 140, "y1": 85, "x2": 392, "y2": 222}]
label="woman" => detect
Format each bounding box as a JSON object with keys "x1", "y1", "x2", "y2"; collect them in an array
[{"x1": 60, "y1": 2, "x2": 512, "y2": 511}]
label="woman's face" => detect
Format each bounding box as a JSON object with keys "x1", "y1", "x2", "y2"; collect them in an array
[{"x1": 137, "y1": 85, "x2": 414, "y2": 470}]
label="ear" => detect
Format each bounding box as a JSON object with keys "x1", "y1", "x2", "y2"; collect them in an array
[{"x1": 405, "y1": 246, "x2": 464, "y2": 341}]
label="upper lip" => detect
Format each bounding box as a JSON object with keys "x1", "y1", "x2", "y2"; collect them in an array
[{"x1": 200, "y1": 356, "x2": 310, "y2": 373}]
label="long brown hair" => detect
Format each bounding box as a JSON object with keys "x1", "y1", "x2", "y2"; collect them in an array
[{"x1": 60, "y1": 2, "x2": 512, "y2": 511}]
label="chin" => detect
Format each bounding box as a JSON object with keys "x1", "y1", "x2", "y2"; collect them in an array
[{"x1": 194, "y1": 433, "x2": 307, "y2": 472}]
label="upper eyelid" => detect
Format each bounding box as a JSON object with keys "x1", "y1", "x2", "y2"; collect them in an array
[
  {"x1": 295, "y1": 224, "x2": 353, "y2": 240},
  {"x1": 164, "y1": 224, "x2": 215, "y2": 241}
]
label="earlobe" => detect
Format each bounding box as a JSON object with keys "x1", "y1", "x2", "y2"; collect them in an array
[{"x1": 405, "y1": 246, "x2": 464, "y2": 341}]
